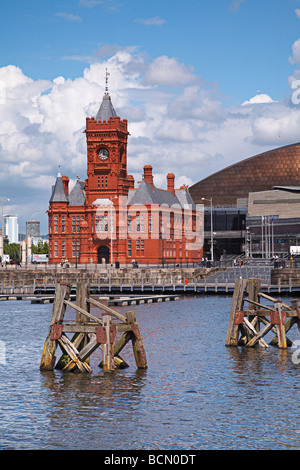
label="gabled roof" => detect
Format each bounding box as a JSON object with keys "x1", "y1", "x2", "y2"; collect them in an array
[
  {"x1": 49, "y1": 172, "x2": 68, "y2": 203},
  {"x1": 69, "y1": 180, "x2": 85, "y2": 206},
  {"x1": 96, "y1": 93, "x2": 117, "y2": 121},
  {"x1": 175, "y1": 189, "x2": 196, "y2": 209},
  {"x1": 127, "y1": 180, "x2": 195, "y2": 208}
]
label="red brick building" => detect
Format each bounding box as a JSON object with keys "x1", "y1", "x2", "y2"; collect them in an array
[{"x1": 48, "y1": 90, "x2": 203, "y2": 266}]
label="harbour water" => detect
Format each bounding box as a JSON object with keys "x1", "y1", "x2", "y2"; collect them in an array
[{"x1": 0, "y1": 295, "x2": 299, "y2": 450}]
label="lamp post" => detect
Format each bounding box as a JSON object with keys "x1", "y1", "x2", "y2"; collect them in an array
[
  {"x1": 1, "y1": 198, "x2": 10, "y2": 260},
  {"x1": 110, "y1": 196, "x2": 118, "y2": 266},
  {"x1": 201, "y1": 197, "x2": 214, "y2": 262},
  {"x1": 25, "y1": 209, "x2": 40, "y2": 266},
  {"x1": 72, "y1": 233, "x2": 78, "y2": 268}
]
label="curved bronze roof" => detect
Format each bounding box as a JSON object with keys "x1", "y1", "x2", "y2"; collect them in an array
[{"x1": 189, "y1": 142, "x2": 300, "y2": 206}]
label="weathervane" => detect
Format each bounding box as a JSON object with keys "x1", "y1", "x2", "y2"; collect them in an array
[{"x1": 105, "y1": 68, "x2": 110, "y2": 93}]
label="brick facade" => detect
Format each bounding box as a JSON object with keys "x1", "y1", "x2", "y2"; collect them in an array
[{"x1": 47, "y1": 92, "x2": 203, "y2": 266}]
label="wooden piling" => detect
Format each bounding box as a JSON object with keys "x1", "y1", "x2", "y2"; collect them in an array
[
  {"x1": 226, "y1": 278, "x2": 300, "y2": 350},
  {"x1": 55, "y1": 282, "x2": 91, "y2": 371},
  {"x1": 225, "y1": 278, "x2": 247, "y2": 346},
  {"x1": 40, "y1": 281, "x2": 147, "y2": 373},
  {"x1": 126, "y1": 311, "x2": 147, "y2": 369},
  {"x1": 101, "y1": 314, "x2": 116, "y2": 371},
  {"x1": 40, "y1": 282, "x2": 71, "y2": 371}
]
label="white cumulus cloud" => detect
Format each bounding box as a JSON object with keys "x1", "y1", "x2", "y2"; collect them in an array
[
  {"x1": 143, "y1": 56, "x2": 196, "y2": 88},
  {"x1": 1, "y1": 45, "x2": 300, "y2": 232},
  {"x1": 241, "y1": 93, "x2": 277, "y2": 106}
]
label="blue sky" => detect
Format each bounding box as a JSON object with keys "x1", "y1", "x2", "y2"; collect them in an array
[
  {"x1": 1, "y1": 0, "x2": 298, "y2": 101},
  {"x1": 1, "y1": 0, "x2": 300, "y2": 233}
]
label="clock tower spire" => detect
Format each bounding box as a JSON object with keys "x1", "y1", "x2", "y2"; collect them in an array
[
  {"x1": 84, "y1": 73, "x2": 130, "y2": 205},
  {"x1": 95, "y1": 68, "x2": 116, "y2": 122}
]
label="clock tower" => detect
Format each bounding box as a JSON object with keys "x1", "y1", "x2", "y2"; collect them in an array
[
  {"x1": 84, "y1": 79, "x2": 130, "y2": 205},
  {"x1": 47, "y1": 72, "x2": 203, "y2": 266}
]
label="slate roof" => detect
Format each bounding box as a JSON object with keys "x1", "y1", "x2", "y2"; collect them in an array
[
  {"x1": 127, "y1": 180, "x2": 196, "y2": 208},
  {"x1": 175, "y1": 189, "x2": 196, "y2": 209},
  {"x1": 69, "y1": 180, "x2": 86, "y2": 206},
  {"x1": 96, "y1": 93, "x2": 117, "y2": 121},
  {"x1": 49, "y1": 175, "x2": 68, "y2": 203},
  {"x1": 49, "y1": 173, "x2": 86, "y2": 205}
]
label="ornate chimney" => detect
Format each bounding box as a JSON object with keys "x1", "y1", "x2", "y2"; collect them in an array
[{"x1": 143, "y1": 165, "x2": 154, "y2": 188}]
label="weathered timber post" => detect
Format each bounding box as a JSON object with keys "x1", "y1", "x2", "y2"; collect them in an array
[
  {"x1": 244, "y1": 278, "x2": 262, "y2": 344},
  {"x1": 126, "y1": 311, "x2": 147, "y2": 368},
  {"x1": 271, "y1": 301, "x2": 287, "y2": 349},
  {"x1": 55, "y1": 282, "x2": 91, "y2": 371},
  {"x1": 248, "y1": 278, "x2": 261, "y2": 307},
  {"x1": 75, "y1": 281, "x2": 90, "y2": 360},
  {"x1": 290, "y1": 299, "x2": 300, "y2": 337},
  {"x1": 225, "y1": 278, "x2": 247, "y2": 346},
  {"x1": 101, "y1": 314, "x2": 116, "y2": 371},
  {"x1": 40, "y1": 282, "x2": 71, "y2": 371}
]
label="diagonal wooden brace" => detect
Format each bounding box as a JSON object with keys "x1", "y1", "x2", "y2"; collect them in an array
[{"x1": 244, "y1": 318, "x2": 272, "y2": 348}]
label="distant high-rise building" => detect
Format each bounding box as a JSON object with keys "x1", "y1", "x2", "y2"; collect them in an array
[
  {"x1": 4, "y1": 215, "x2": 18, "y2": 244},
  {"x1": 26, "y1": 219, "x2": 40, "y2": 238}
]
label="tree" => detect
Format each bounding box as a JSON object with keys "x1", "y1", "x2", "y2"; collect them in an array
[
  {"x1": 32, "y1": 241, "x2": 49, "y2": 254},
  {"x1": 4, "y1": 243, "x2": 21, "y2": 262}
]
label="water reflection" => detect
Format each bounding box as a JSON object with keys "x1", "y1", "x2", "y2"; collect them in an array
[
  {"x1": 39, "y1": 369, "x2": 149, "y2": 449},
  {"x1": 0, "y1": 297, "x2": 300, "y2": 449}
]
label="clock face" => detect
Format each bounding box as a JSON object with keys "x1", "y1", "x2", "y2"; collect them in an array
[{"x1": 98, "y1": 148, "x2": 109, "y2": 161}]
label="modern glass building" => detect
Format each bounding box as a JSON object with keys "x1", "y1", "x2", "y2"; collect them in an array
[
  {"x1": 203, "y1": 207, "x2": 247, "y2": 260},
  {"x1": 4, "y1": 215, "x2": 18, "y2": 244}
]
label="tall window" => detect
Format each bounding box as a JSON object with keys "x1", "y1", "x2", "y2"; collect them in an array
[
  {"x1": 136, "y1": 239, "x2": 144, "y2": 253},
  {"x1": 141, "y1": 214, "x2": 144, "y2": 232},
  {"x1": 136, "y1": 213, "x2": 144, "y2": 232},
  {"x1": 127, "y1": 240, "x2": 132, "y2": 257},
  {"x1": 72, "y1": 241, "x2": 80, "y2": 258},
  {"x1": 95, "y1": 213, "x2": 108, "y2": 232},
  {"x1": 104, "y1": 214, "x2": 108, "y2": 231}
]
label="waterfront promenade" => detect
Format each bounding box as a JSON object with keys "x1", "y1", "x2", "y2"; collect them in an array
[{"x1": 1, "y1": 261, "x2": 300, "y2": 297}]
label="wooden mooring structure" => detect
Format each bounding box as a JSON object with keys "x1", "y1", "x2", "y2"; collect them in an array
[
  {"x1": 40, "y1": 282, "x2": 147, "y2": 373},
  {"x1": 226, "y1": 278, "x2": 300, "y2": 349}
]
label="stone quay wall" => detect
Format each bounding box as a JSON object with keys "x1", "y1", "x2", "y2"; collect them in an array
[
  {"x1": 0, "y1": 265, "x2": 221, "y2": 288},
  {"x1": 271, "y1": 269, "x2": 300, "y2": 286}
]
